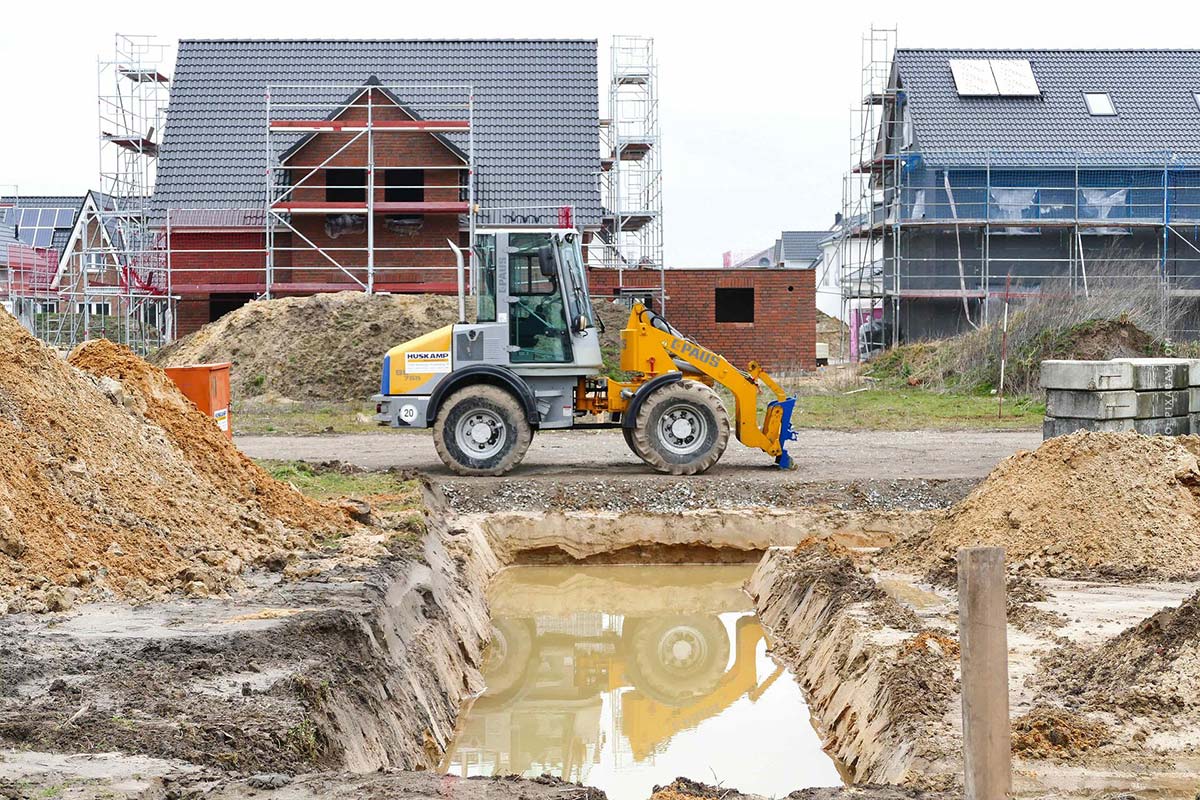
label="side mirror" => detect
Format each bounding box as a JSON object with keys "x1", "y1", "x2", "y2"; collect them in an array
[{"x1": 537, "y1": 245, "x2": 557, "y2": 278}]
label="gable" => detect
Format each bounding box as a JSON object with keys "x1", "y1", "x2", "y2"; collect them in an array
[{"x1": 279, "y1": 84, "x2": 468, "y2": 167}]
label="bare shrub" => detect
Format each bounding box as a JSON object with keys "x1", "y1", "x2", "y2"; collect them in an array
[{"x1": 871, "y1": 261, "x2": 1180, "y2": 395}]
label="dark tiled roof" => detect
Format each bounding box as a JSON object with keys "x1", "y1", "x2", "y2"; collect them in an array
[
  {"x1": 780, "y1": 231, "x2": 825, "y2": 262},
  {"x1": 895, "y1": 49, "x2": 1200, "y2": 166},
  {"x1": 0, "y1": 196, "x2": 85, "y2": 210},
  {"x1": 153, "y1": 39, "x2": 603, "y2": 227}
]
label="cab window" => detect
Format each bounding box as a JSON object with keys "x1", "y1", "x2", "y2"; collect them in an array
[{"x1": 508, "y1": 233, "x2": 571, "y2": 363}]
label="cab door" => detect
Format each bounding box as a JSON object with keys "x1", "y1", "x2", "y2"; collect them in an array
[{"x1": 506, "y1": 232, "x2": 573, "y2": 364}]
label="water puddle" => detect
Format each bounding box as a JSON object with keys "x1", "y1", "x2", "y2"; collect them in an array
[{"x1": 442, "y1": 564, "x2": 842, "y2": 800}]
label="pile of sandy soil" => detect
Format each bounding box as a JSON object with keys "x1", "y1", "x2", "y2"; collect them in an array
[
  {"x1": 152, "y1": 291, "x2": 461, "y2": 402},
  {"x1": 1045, "y1": 589, "x2": 1200, "y2": 713},
  {"x1": 155, "y1": 291, "x2": 641, "y2": 399},
  {"x1": 884, "y1": 432, "x2": 1200, "y2": 577},
  {"x1": 1011, "y1": 707, "x2": 1110, "y2": 758},
  {"x1": 817, "y1": 311, "x2": 849, "y2": 361},
  {"x1": 0, "y1": 313, "x2": 355, "y2": 610}
]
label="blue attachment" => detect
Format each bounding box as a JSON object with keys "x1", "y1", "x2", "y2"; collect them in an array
[
  {"x1": 768, "y1": 396, "x2": 799, "y2": 470},
  {"x1": 380, "y1": 355, "x2": 391, "y2": 395}
]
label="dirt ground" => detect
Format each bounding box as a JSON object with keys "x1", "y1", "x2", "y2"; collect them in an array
[{"x1": 236, "y1": 428, "x2": 1041, "y2": 481}]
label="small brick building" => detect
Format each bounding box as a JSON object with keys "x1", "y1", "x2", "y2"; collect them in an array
[{"x1": 589, "y1": 267, "x2": 816, "y2": 371}]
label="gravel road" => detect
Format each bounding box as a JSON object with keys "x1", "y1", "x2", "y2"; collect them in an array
[{"x1": 237, "y1": 427, "x2": 1041, "y2": 482}]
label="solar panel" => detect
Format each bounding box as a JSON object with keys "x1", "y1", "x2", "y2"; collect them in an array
[
  {"x1": 5, "y1": 206, "x2": 75, "y2": 250},
  {"x1": 991, "y1": 60, "x2": 1040, "y2": 96},
  {"x1": 949, "y1": 59, "x2": 998, "y2": 96}
]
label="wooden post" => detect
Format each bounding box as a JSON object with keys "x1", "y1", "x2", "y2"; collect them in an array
[{"x1": 958, "y1": 546, "x2": 1011, "y2": 800}]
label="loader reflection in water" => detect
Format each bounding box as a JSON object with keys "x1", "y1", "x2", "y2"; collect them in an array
[{"x1": 441, "y1": 565, "x2": 842, "y2": 800}]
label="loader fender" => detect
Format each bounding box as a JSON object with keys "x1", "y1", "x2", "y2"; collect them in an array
[
  {"x1": 427, "y1": 365, "x2": 540, "y2": 427},
  {"x1": 621, "y1": 372, "x2": 683, "y2": 429}
]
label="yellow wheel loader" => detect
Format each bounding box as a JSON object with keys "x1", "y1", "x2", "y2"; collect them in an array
[{"x1": 373, "y1": 228, "x2": 799, "y2": 476}]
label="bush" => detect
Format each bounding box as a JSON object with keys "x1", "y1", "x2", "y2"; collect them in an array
[{"x1": 868, "y1": 265, "x2": 1194, "y2": 395}]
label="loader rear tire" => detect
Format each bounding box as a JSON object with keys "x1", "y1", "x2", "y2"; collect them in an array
[
  {"x1": 433, "y1": 385, "x2": 532, "y2": 476},
  {"x1": 630, "y1": 381, "x2": 730, "y2": 475}
]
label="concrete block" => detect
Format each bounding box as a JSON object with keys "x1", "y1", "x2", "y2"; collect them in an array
[
  {"x1": 1043, "y1": 417, "x2": 1136, "y2": 439},
  {"x1": 1111, "y1": 358, "x2": 1191, "y2": 390},
  {"x1": 1188, "y1": 360, "x2": 1200, "y2": 388},
  {"x1": 1045, "y1": 390, "x2": 1136, "y2": 420},
  {"x1": 1135, "y1": 390, "x2": 1189, "y2": 419},
  {"x1": 1190, "y1": 387, "x2": 1200, "y2": 414},
  {"x1": 1134, "y1": 416, "x2": 1190, "y2": 436},
  {"x1": 1191, "y1": 413, "x2": 1200, "y2": 436},
  {"x1": 1039, "y1": 360, "x2": 1133, "y2": 391}
]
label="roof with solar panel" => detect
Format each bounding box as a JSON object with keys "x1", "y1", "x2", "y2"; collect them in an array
[
  {"x1": 893, "y1": 49, "x2": 1200, "y2": 166},
  {"x1": 0, "y1": 197, "x2": 84, "y2": 257}
]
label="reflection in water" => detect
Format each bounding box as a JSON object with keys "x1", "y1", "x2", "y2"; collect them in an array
[{"x1": 442, "y1": 565, "x2": 842, "y2": 800}]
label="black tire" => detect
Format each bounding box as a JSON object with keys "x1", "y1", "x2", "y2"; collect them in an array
[
  {"x1": 625, "y1": 615, "x2": 730, "y2": 706},
  {"x1": 630, "y1": 381, "x2": 730, "y2": 475},
  {"x1": 622, "y1": 426, "x2": 639, "y2": 456},
  {"x1": 433, "y1": 385, "x2": 533, "y2": 476}
]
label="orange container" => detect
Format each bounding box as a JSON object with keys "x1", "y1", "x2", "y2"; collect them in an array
[{"x1": 164, "y1": 362, "x2": 233, "y2": 439}]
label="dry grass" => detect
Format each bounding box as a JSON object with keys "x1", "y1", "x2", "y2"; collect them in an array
[{"x1": 868, "y1": 265, "x2": 1195, "y2": 395}]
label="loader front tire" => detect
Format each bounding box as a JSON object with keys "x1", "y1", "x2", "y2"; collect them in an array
[
  {"x1": 433, "y1": 385, "x2": 532, "y2": 476},
  {"x1": 630, "y1": 381, "x2": 730, "y2": 475}
]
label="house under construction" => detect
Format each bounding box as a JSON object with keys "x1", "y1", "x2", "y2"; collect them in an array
[
  {"x1": 841, "y1": 29, "x2": 1200, "y2": 354},
  {"x1": 1, "y1": 35, "x2": 172, "y2": 355}
]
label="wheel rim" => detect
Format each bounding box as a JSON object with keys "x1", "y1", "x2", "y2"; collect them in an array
[
  {"x1": 657, "y1": 624, "x2": 708, "y2": 674},
  {"x1": 455, "y1": 408, "x2": 507, "y2": 460},
  {"x1": 656, "y1": 403, "x2": 708, "y2": 456}
]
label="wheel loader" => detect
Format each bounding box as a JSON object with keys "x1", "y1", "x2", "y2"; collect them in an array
[{"x1": 372, "y1": 228, "x2": 799, "y2": 476}]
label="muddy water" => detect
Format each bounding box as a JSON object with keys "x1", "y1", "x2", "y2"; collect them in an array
[{"x1": 442, "y1": 564, "x2": 842, "y2": 800}]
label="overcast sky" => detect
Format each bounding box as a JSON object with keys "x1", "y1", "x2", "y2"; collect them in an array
[{"x1": 1, "y1": 0, "x2": 1195, "y2": 265}]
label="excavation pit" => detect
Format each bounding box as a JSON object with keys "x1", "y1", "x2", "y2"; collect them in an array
[{"x1": 441, "y1": 563, "x2": 843, "y2": 799}]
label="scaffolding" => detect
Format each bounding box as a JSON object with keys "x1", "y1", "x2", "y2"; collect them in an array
[
  {"x1": 8, "y1": 35, "x2": 173, "y2": 354},
  {"x1": 595, "y1": 35, "x2": 665, "y2": 311},
  {"x1": 262, "y1": 83, "x2": 475, "y2": 298},
  {"x1": 839, "y1": 27, "x2": 1200, "y2": 356}
]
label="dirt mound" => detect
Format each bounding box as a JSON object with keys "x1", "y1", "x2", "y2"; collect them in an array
[
  {"x1": 152, "y1": 292, "x2": 461, "y2": 401},
  {"x1": 1049, "y1": 317, "x2": 1158, "y2": 362},
  {"x1": 883, "y1": 432, "x2": 1200, "y2": 577},
  {"x1": 0, "y1": 313, "x2": 354, "y2": 609},
  {"x1": 1011, "y1": 706, "x2": 1109, "y2": 758},
  {"x1": 1045, "y1": 589, "x2": 1200, "y2": 712}
]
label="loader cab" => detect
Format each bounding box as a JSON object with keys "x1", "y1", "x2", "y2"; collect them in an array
[{"x1": 471, "y1": 228, "x2": 601, "y2": 370}]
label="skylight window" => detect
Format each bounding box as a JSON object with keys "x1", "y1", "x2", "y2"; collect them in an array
[
  {"x1": 1193, "y1": 92, "x2": 1200, "y2": 111},
  {"x1": 1084, "y1": 92, "x2": 1116, "y2": 116}
]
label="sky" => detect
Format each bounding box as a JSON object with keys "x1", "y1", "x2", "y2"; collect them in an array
[{"x1": 1, "y1": 0, "x2": 1196, "y2": 266}]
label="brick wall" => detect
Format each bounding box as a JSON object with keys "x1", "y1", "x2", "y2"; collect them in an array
[
  {"x1": 170, "y1": 230, "x2": 266, "y2": 290},
  {"x1": 177, "y1": 297, "x2": 210, "y2": 335},
  {"x1": 588, "y1": 268, "x2": 816, "y2": 370}
]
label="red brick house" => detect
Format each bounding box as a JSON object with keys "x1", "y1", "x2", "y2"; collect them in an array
[{"x1": 151, "y1": 40, "x2": 604, "y2": 335}]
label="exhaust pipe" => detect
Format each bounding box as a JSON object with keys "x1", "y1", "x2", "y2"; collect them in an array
[{"x1": 447, "y1": 239, "x2": 466, "y2": 323}]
